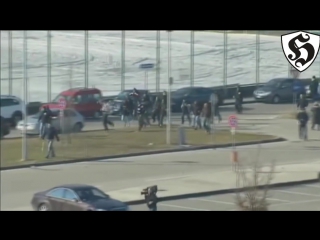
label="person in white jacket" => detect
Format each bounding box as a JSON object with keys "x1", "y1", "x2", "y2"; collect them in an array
[{"x1": 101, "y1": 100, "x2": 114, "y2": 130}]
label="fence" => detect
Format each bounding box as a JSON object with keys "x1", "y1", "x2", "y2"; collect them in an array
[{"x1": 1, "y1": 30, "x2": 320, "y2": 103}]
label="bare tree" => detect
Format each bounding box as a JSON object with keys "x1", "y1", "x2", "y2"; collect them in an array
[{"x1": 234, "y1": 149, "x2": 275, "y2": 211}]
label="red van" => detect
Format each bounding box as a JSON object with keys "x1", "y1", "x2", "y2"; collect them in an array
[{"x1": 44, "y1": 88, "x2": 102, "y2": 118}]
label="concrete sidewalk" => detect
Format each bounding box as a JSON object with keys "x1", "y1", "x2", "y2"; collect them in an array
[{"x1": 108, "y1": 162, "x2": 320, "y2": 204}]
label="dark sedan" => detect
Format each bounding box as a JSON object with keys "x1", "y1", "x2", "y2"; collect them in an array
[
  {"x1": 31, "y1": 184, "x2": 129, "y2": 211},
  {"x1": 253, "y1": 78, "x2": 310, "y2": 104},
  {"x1": 171, "y1": 87, "x2": 223, "y2": 112}
]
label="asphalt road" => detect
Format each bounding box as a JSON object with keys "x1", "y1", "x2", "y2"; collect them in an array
[
  {"x1": 4, "y1": 102, "x2": 295, "y2": 139},
  {"x1": 2, "y1": 141, "x2": 320, "y2": 210},
  {"x1": 130, "y1": 183, "x2": 320, "y2": 211}
]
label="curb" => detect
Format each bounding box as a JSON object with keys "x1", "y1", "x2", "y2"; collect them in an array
[
  {"x1": 125, "y1": 177, "x2": 320, "y2": 206},
  {"x1": 0, "y1": 137, "x2": 286, "y2": 171}
]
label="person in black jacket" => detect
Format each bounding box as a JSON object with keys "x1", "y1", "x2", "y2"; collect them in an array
[
  {"x1": 297, "y1": 94, "x2": 308, "y2": 110},
  {"x1": 159, "y1": 91, "x2": 167, "y2": 127},
  {"x1": 38, "y1": 106, "x2": 53, "y2": 138},
  {"x1": 137, "y1": 102, "x2": 146, "y2": 131},
  {"x1": 296, "y1": 109, "x2": 309, "y2": 140},
  {"x1": 192, "y1": 101, "x2": 202, "y2": 130},
  {"x1": 310, "y1": 76, "x2": 319, "y2": 101},
  {"x1": 42, "y1": 123, "x2": 60, "y2": 158},
  {"x1": 181, "y1": 99, "x2": 191, "y2": 125},
  {"x1": 311, "y1": 102, "x2": 320, "y2": 130}
]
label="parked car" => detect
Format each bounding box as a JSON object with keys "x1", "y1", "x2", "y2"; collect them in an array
[
  {"x1": 16, "y1": 108, "x2": 84, "y2": 134},
  {"x1": 111, "y1": 89, "x2": 154, "y2": 115},
  {"x1": 43, "y1": 88, "x2": 102, "y2": 118},
  {"x1": 253, "y1": 78, "x2": 310, "y2": 104},
  {"x1": 0, "y1": 116, "x2": 10, "y2": 139},
  {"x1": 171, "y1": 87, "x2": 222, "y2": 112},
  {"x1": 0, "y1": 95, "x2": 25, "y2": 127},
  {"x1": 31, "y1": 184, "x2": 129, "y2": 211}
]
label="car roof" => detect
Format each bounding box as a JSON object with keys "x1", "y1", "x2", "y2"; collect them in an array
[
  {"x1": 0, "y1": 95, "x2": 20, "y2": 99},
  {"x1": 52, "y1": 184, "x2": 95, "y2": 190},
  {"x1": 61, "y1": 87, "x2": 101, "y2": 95}
]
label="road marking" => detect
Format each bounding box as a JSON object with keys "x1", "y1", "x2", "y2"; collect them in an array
[
  {"x1": 265, "y1": 197, "x2": 291, "y2": 203},
  {"x1": 146, "y1": 175, "x2": 191, "y2": 182},
  {"x1": 275, "y1": 190, "x2": 320, "y2": 197},
  {"x1": 303, "y1": 184, "x2": 320, "y2": 189},
  {"x1": 190, "y1": 198, "x2": 235, "y2": 205},
  {"x1": 271, "y1": 198, "x2": 320, "y2": 207},
  {"x1": 159, "y1": 203, "x2": 210, "y2": 211}
]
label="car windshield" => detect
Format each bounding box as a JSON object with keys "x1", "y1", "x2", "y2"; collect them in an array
[
  {"x1": 265, "y1": 79, "x2": 282, "y2": 88},
  {"x1": 74, "y1": 187, "x2": 109, "y2": 202},
  {"x1": 52, "y1": 94, "x2": 72, "y2": 103},
  {"x1": 116, "y1": 91, "x2": 130, "y2": 100}
]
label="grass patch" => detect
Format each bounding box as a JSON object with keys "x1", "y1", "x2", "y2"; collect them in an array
[{"x1": 1, "y1": 125, "x2": 276, "y2": 167}]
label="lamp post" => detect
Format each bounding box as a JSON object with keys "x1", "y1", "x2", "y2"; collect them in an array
[
  {"x1": 166, "y1": 31, "x2": 172, "y2": 145},
  {"x1": 47, "y1": 31, "x2": 52, "y2": 102},
  {"x1": 22, "y1": 31, "x2": 28, "y2": 161}
]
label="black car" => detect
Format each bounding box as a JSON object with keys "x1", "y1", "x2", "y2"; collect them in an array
[
  {"x1": 111, "y1": 89, "x2": 154, "y2": 115},
  {"x1": 253, "y1": 78, "x2": 311, "y2": 104},
  {"x1": 31, "y1": 184, "x2": 129, "y2": 211},
  {"x1": 171, "y1": 87, "x2": 222, "y2": 112},
  {"x1": 0, "y1": 116, "x2": 10, "y2": 139}
]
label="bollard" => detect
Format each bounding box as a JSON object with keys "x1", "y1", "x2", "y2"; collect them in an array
[
  {"x1": 178, "y1": 126, "x2": 186, "y2": 146},
  {"x1": 231, "y1": 151, "x2": 238, "y2": 163},
  {"x1": 231, "y1": 151, "x2": 238, "y2": 171}
]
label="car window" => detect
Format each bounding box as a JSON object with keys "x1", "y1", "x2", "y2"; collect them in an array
[
  {"x1": 0, "y1": 98, "x2": 19, "y2": 107},
  {"x1": 74, "y1": 188, "x2": 109, "y2": 202},
  {"x1": 63, "y1": 189, "x2": 78, "y2": 200},
  {"x1": 53, "y1": 95, "x2": 72, "y2": 103},
  {"x1": 73, "y1": 95, "x2": 82, "y2": 104},
  {"x1": 47, "y1": 188, "x2": 65, "y2": 198},
  {"x1": 93, "y1": 93, "x2": 101, "y2": 102},
  {"x1": 281, "y1": 80, "x2": 293, "y2": 89}
]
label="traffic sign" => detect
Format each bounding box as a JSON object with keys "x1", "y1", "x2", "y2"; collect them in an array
[
  {"x1": 228, "y1": 115, "x2": 238, "y2": 128},
  {"x1": 139, "y1": 63, "x2": 154, "y2": 69},
  {"x1": 58, "y1": 98, "x2": 66, "y2": 110}
]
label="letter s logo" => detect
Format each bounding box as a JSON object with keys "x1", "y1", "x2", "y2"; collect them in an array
[{"x1": 287, "y1": 33, "x2": 315, "y2": 67}]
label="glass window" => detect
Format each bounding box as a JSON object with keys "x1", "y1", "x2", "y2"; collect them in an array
[
  {"x1": 74, "y1": 188, "x2": 109, "y2": 202},
  {"x1": 93, "y1": 93, "x2": 101, "y2": 101},
  {"x1": 73, "y1": 95, "x2": 82, "y2": 104},
  {"x1": 63, "y1": 189, "x2": 78, "y2": 200},
  {"x1": 47, "y1": 188, "x2": 64, "y2": 198},
  {"x1": 0, "y1": 98, "x2": 19, "y2": 107},
  {"x1": 53, "y1": 95, "x2": 72, "y2": 103}
]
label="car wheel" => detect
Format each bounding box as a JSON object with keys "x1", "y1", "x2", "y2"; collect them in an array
[
  {"x1": 94, "y1": 111, "x2": 101, "y2": 119},
  {"x1": 272, "y1": 95, "x2": 280, "y2": 104},
  {"x1": 11, "y1": 111, "x2": 23, "y2": 127},
  {"x1": 38, "y1": 203, "x2": 49, "y2": 211},
  {"x1": 73, "y1": 123, "x2": 83, "y2": 132}
]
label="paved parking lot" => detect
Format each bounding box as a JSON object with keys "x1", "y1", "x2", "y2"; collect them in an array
[{"x1": 130, "y1": 183, "x2": 320, "y2": 211}]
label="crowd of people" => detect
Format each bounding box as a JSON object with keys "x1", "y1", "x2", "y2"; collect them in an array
[
  {"x1": 98, "y1": 87, "x2": 245, "y2": 134},
  {"x1": 296, "y1": 94, "x2": 320, "y2": 140}
]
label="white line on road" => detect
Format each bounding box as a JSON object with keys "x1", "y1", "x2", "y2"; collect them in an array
[
  {"x1": 265, "y1": 198, "x2": 292, "y2": 203},
  {"x1": 303, "y1": 184, "x2": 320, "y2": 189},
  {"x1": 271, "y1": 198, "x2": 320, "y2": 208},
  {"x1": 159, "y1": 203, "x2": 210, "y2": 211},
  {"x1": 274, "y1": 190, "x2": 320, "y2": 197},
  {"x1": 146, "y1": 175, "x2": 191, "y2": 182},
  {"x1": 189, "y1": 198, "x2": 235, "y2": 205}
]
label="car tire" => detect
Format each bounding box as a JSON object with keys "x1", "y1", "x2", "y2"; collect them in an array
[
  {"x1": 73, "y1": 123, "x2": 83, "y2": 132},
  {"x1": 11, "y1": 111, "x2": 23, "y2": 127},
  {"x1": 38, "y1": 203, "x2": 49, "y2": 211},
  {"x1": 272, "y1": 95, "x2": 280, "y2": 104}
]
